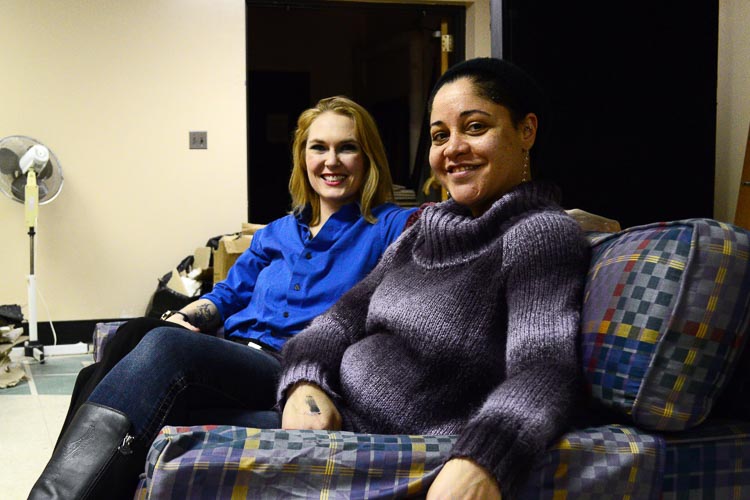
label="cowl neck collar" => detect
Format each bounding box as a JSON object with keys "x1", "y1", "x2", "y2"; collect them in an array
[{"x1": 412, "y1": 181, "x2": 561, "y2": 268}]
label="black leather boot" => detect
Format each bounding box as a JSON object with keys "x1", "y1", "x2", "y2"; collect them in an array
[{"x1": 29, "y1": 402, "x2": 145, "y2": 500}]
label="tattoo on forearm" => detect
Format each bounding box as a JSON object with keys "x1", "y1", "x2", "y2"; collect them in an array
[
  {"x1": 193, "y1": 303, "x2": 217, "y2": 328},
  {"x1": 305, "y1": 395, "x2": 321, "y2": 415}
]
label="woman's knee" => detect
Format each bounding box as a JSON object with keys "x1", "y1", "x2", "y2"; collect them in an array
[
  {"x1": 118, "y1": 316, "x2": 164, "y2": 333},
  {"x1": 102, "y1": 317, "x2": 167, "y2": 360},
  {"x1": 134, "y1": 327, "x2": 194, "y2": 362}
]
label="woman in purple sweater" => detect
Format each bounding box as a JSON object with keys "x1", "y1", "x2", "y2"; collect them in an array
[{"x1": 279, "y1": 58, "x2": 590, "y2": 499}]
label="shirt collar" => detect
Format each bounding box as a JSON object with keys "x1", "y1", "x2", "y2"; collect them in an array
[
  {"x1": 295, "y1": 202, "x2": 361, "y2": 226},
  {"x1": 331, "y1": 202, "x2": 361, "y2": 222},
  {"x1": 295, "y1": 204, "x2": 314, "y2": 225}
]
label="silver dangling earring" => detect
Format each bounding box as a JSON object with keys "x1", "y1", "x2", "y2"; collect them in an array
[{"x1": 522, "y1": 150, "x2": 530, "y2": 182}]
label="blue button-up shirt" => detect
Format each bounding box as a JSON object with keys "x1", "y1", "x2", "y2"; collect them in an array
[{"x1": 202, "y1": 202, "x2": 417, "y2": 351}]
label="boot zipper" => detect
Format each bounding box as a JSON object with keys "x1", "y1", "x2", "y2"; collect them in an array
[{"x1": 118, "y1": 433, "x2": 134, "y2": 455}]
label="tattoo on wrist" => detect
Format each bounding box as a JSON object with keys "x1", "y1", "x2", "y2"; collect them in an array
[
  {"x1": 305, "y1": 395, "x2": 321, "y2": 415},
  {"x1": 194, "y1": 303, "x2": 216, "y2": 327}
]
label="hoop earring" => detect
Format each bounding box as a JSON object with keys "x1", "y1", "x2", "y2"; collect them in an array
[{"x1": 522, "y1": 150, "x2": 530, "y2": 182}]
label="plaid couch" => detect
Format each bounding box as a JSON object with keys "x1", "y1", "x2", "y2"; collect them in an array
[{"x1": 100, "y1": 218, "x2": 750, "y2": 499}]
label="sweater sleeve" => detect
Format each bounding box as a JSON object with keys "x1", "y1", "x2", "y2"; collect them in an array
[
  {"x1": 276, "y1": 229, "x2": 412, "y2": 407},
  {"x1": 449, "y1": 211, "x2": 590, "y2": 497}
]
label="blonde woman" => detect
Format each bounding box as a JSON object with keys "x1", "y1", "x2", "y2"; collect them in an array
[{"x1": 32, "y1": 96, "x2": 416, "y2": 499}]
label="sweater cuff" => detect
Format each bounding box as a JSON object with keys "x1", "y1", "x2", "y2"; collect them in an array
[
  {"x1": 449, "y1": 417, "x2": 538, "y2": 499},
  {"x1": 276, "y1": 361, "x2": 340, "y2": 407}
]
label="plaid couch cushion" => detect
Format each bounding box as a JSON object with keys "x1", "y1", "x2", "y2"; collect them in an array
[
  {"x1": 661, "y1": 420, "x2": 750, "y2": 499},
  {"x1": 581, "y1": 219, "x2": 750, "y2": 430},
  {"x1": 92, "y1": 321, "x2": 126, "y2": 362},
  {"x1": 137, "y1": 424, "x2": 664, "y2": 499},
  {"x1": 518, "y1": 424, "x2": 663, "y2": 500},
  {"x1": 134, "y1": 423, "x2": 750, "y2": 499},
  {"x1": 142, "y1": 426, "x2": 456, "y2": 499}
]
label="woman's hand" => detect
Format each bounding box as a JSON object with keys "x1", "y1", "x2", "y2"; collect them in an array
[
  {"x1": 426, "y1": 458, "x2": 502, "y2": 500},
  {"x1": 165, "y1": 314, "x2": 200, "y2": 332},
  {"x1": 281, "y1": 382, "x2": 342, "y2": 431},
  {"x1": 164, "y1": 299, "x2": 222, "y2": 334}
]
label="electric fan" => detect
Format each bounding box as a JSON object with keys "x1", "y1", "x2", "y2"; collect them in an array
[{"x1": 0, "y1": 135, "x2": 64, "y2": 362}]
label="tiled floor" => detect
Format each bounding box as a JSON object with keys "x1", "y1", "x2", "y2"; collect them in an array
[{"x1": 0, "y1": 351, "x2": 91, "y2": 500}]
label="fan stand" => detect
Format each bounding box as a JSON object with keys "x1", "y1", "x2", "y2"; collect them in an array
[
  {"x1": 24, "y1": 228, "x2": 45, "y2": 363},
  {"x1": 22, "y1": 168, "x2": 44, "y2": 363}
]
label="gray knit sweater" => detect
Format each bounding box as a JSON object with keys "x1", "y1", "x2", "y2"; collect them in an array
[{"x1": 278, "y1": 182, "x2": 590, "y2": 496}]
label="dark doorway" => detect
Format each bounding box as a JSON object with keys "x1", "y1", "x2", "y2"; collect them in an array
[
  {"x1": 245, "y1": 1, "x2": 465, "y2": 223},
  {"x1": 496, "y1": 2, "x2": 718, "y2": 228},
  {"x1": 247, "y1": 71, "x2": 310, "y2": 224}
]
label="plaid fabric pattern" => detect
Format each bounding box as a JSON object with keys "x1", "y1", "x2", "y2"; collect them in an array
[
  {"x1": 92, "y1": 321, "x2": 126, "y2": 362},
  {"x1": 661, "y1": 420, "x2": 750, "y2": 499},
  {"x1": 142, "y1": 426, "x2": 456, "y2": 499},
  {"x1": 581, "y1": 219, "x2": 750, "y2": 430},
  {"x1": 135, "y1": 422, "x2": 750, "y2": 499},
  {"x1": 519, "y1": 424, "x2": 663, "y2": 500},
  {"x1": 138, "y1": 425, "x2": 667, "y2": 500},
  {"x1": 133, "y1": 478, "x2": 148, "y2": 500}
]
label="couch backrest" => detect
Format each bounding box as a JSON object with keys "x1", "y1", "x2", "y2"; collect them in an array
[{"x1": 581, "y1": 219, "x2": 750, "y2": 431}]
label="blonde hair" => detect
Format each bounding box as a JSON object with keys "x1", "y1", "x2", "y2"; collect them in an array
[{"x1": 289, "y1": 96, "x2": 395, "y2": 225}]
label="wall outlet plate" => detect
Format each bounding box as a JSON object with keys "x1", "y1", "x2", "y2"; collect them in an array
[{"x1": 189, "y1": 131, "x2": 207, "y2": 149}]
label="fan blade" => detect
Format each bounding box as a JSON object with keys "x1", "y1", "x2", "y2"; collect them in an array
[
  {"x1": 11, "y1": 175, "x2": 27, "y2": 201},
  {"x1": 37, "y1": 180, "x2": 50, "y2": 200},
  {"x1": 37, "y1": 159, "x2": 53, "y2": 179},
  {"x1": 0, "y1": 147, "x2": 19, "y2": 175}
]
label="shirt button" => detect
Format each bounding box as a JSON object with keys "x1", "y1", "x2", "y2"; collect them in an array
[
  {"x1": 294, "y1": 284, "x2": 301, "y2": 291},
  {"x1": 305, "y1": 252, "x2": 312, "y2": 260},
  {"x1": 283, "y1": 312, "x2": 289, "y2": 318}
]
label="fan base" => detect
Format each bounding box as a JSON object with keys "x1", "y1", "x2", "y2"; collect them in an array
[{"x1": 23, "y1": 340, "x2": 45, "y2": 364}]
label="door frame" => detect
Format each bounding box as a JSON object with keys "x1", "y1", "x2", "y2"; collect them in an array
[
  {"x1": 245, "y1": 0, "x2": 491, "y2": 58},
  {"x1": 244, "y1": 0, "x2": 481, "y2": 220}
]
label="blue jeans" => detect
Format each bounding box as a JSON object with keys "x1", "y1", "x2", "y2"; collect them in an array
[{"x1": 88, "y1": 327, "x2": 282, "y2": 441}]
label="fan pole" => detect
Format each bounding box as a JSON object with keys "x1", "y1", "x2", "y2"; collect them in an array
[
  {"x1": 23, "y1": 168, "x2": 44, "y2": 363},
  {"x1": 29, "y1": 228, "x2": 38, "y2": 341}
]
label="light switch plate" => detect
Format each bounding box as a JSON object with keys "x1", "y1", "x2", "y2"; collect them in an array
[{"x1": 189, "y1": 131, "x2": 207, "y2": 149}]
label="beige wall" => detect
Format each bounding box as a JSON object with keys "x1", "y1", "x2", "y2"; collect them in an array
[
  {"x1": 716, "y1": 0, "x2": 750, "y2": 223},
  {"x1": 0, "y1": 0, "x2": 745, "y2": 324},
  {"x1": 0, "y1": 0, "x2": 247, "y2": 321}
]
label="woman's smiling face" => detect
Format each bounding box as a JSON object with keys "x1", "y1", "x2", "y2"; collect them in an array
[
  {"x1": 305, "y1": 111, "x2": 366, "y2": 215},
  {"x1": 428, "y1": 77, "x2": 537, "y2": 217}
]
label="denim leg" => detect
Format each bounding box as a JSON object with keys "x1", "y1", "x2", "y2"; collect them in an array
[
  {"x1": 186, "y1": 408, "x2": 281, "y2": 428},
  {"x1": 88, "y1": 326, "x2": 281, "y2": 440},
  {"x1": 58, "y1": 318, "x2": 179, "y2": 446}
]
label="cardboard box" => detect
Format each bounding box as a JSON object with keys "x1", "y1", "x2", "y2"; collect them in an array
[
  {"x1": 193, "y1": 246, "x2": 212, "y2": 270},
  {"x1": 241, "y1": 223, "x2": 266, "y2": 235},
  {"x1": 566, "y1": 209, "x2": 621, "y2": 233},
  {"x1": 1, "y1": 328, "x2": 27, "y2": 389},
  {"x1": 213, "y1": 234, "x2": 253, "y2": 284},
  {"x1": 163, "y1": 247, "x2": 213, "y2": 297}
]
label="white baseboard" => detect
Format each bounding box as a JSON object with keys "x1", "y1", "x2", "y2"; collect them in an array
[{"x1": 10, "y1": 342, "x2": 90, "y2": 359}]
